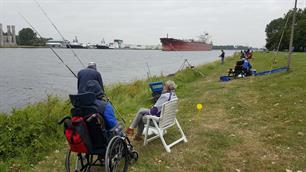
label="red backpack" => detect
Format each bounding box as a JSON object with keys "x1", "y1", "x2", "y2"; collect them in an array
[{"x1": 64, "y1": 116, "x2": 93, "y2": 153}]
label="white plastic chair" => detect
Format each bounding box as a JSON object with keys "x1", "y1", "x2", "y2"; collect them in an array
[{"x1": 143, "y1": 98, "x2": 187, "y2": 153}]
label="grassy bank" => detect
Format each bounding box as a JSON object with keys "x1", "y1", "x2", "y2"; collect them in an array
[
  {"x1": 1, "y1": 52, "x2": 306, "y2": 171},
  {"x1": 0, "y1": 96, "x2": 71, "y2": 171}
]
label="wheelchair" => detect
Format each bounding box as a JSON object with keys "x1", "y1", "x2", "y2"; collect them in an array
[
  {"x1": 58, "y1": 92, "x2": 138, "y2": 172},
  {"x1": 228, "y1": 60, "x2": 252, "y2": 78}
]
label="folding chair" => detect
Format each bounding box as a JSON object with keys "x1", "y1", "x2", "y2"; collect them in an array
[
  {"x1": 149, "y1": 81, "x2": 163, "y2": 102},
  {"x1": 143, "y1": 98, "x2": 187, "y2": 153}
]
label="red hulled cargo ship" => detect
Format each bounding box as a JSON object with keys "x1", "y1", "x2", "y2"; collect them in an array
[{"x1": 160, "y1": 34, "x2": 213, "y2": 51}]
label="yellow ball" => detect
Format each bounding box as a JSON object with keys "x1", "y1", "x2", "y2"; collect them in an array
[{"x1": 196, "y1": 104, "x2": 203, "y2": 111}]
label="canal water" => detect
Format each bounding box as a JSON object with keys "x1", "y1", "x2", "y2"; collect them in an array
[{"x1": 0, "y1": 48, "x2": 236, "y2": 112}]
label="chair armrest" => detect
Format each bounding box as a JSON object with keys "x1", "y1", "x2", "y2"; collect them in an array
[{"x1": 144, "y1": 115, "x2": 160, "y2": 122}]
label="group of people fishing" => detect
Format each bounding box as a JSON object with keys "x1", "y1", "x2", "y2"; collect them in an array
[
  {"x1": 219, "y1": 49, "x2": 253, "y2": 78},
  {"x1": 228, "y1": 49, "x2": 253, "y2": 78},
  {"x1": 77, "y1": 62, "x2": 177, "y2": 141},
  {"x1": 228, "y1": 57, "x2": 253, "y2": 78},
  {"x1": 219, "y1": 49, "x2": 253, "y2": 64}
]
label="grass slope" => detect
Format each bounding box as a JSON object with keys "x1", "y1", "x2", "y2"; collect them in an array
[{"x1": 1, "y1": 52, "x2": 305, "y2": 172}]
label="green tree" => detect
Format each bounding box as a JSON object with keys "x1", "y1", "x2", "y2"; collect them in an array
[
  {"x1": 17, "y1": 28, "x2": 36, "y2": 45},
  {"x1": 17, "y1": 28, "x2": 47, "y2": 46},
  {"x1": 294, "y1": 9, "x2": 306, "y2": 51},
  {"x1": 265, "y1": 8, "x2": 306, "y2": 52}
]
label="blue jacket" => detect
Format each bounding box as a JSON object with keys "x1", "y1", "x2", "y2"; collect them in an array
[
  {"x1": 243, "y1": 60, "x2": 252, "y2": 70},
  {"x1": 96, "y1": 100, "x2": 118, "y2": 130},
  {"x1": 77, "y1": 67, "x2": 104, "y2": 93}
]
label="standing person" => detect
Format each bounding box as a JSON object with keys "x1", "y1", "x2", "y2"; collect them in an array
[
  {"x1": 247, "y1": 50, "x2": 253, "y2": 59},
  {"x1": 126, "y1": 80, "x2": 178, "y2": 141},
  {"x1": 219, "y1": 50, "x2": 225, "y2": 64},
  {"x1": 77, "y1": 62, "x2": 104, "y2": 94}
]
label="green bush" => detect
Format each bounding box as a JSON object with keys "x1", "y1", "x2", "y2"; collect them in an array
[{"x1": 0, "y1": 96, "x2": 70, "y2": 170}]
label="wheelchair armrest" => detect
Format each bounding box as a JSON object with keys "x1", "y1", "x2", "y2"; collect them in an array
[
  {"x1": 86, "y1": 113, "x2": 105, "y2": 128},
  {"x1": 57, "y1": 116, "x2": 71, "y2": 125},
  {"x1": 86, "y1": 114, "x2": 97, "y2": 122},
  {"x1": 86, "y1": 113, "x2": 102, "y2": 122}
]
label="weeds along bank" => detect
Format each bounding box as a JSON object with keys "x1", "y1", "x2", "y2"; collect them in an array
[
  {"x1": 0, "y1": 96, "x2": 70, "y2": 170},
  {"x1": 1, "y1": 52, "x2": 306, "y2": 171}
]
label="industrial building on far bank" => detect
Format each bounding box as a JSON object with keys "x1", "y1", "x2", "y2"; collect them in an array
[{"x1": 0, "y1": 23, "x2": 17, "y2": 47}]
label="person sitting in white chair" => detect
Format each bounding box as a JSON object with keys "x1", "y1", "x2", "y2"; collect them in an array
[{"x1": 126, "y1": 80, "x2": 178, "y2": 141}]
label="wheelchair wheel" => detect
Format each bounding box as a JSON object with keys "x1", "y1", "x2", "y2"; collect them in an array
[
  {"x1": 65, "y1": 150, "x2": 90, "y2": 172},
  {"x1": 105, "y1": 136, "x2": 129, "y2": 172}
]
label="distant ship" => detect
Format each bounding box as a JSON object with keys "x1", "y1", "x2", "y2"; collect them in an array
[
  {"x1": 96, "y1": 44, "x2": 111, "y2": 49},
  {"x1": 66, "y1": 36, "x2": 86, "y2": 49},
  {"x1": 160, "y1": 34, "x2": 213, "y2": 51},
  {"x1": 96, "y1": 38, "x2": 111, "y2": 49}
]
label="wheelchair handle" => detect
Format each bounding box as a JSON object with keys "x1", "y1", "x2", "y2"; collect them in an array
[
  {"x1": 86, "y1": 114, "x2": 96, "y2": 122},
  {"x1": 58, "y1": 116, "x2": 71, "y2": 125}
]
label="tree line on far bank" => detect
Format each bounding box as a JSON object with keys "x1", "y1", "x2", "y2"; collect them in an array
[
  {"x1": 266, "y1": 8, "x2": 306, "y2": 52},
  {"x1": 212, "y1": 45, "x2": 252, "y2": 50},
  {"x1": 17, "y1": 28, "x2": 48, "y2": 46}
]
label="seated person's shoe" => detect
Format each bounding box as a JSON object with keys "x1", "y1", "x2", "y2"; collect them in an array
[
  {"x1": 125, "y1": 128, "x2": 134, "y2": 136},
  {"x1": 134, "y1": 134, "x2": 142, "y2": 141}
]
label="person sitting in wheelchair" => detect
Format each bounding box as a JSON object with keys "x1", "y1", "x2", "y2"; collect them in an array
[
  {"x1": 66, "y1": 79, "x2": 123, "y2": 152},
  {"x1": 60, "y1": 80, "x2": 138, "y2": 172},
  {"x1": 59, "y1": 82, "x2": 117, "y2": 154},
  {"x1": 82, "y1": 80, "x2": 123, "y2": 136},
  {"x1": 230, "y1": 58, "x2": 252, "y2": 78}
]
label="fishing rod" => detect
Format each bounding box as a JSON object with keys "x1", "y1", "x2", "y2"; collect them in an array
[
  {"x1": 21, "y1": 13, "x2": 127, "y2": 124},
  {"x1": 108, "y1": 100, "x2": 126, "y2": 125},
  {"x1": 33, "y1": 0, "x2": 85, "y2": 68},
  {"x1": 269, "y1": 11, "x2": 291, "y2": 74},
  {"x1": 19, "y1": 13, "x2": 77, "y2": 78}
]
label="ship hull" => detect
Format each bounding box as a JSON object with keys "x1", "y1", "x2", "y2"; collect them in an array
[
  {"x1": 66, "y1": 44, "x2": 86, "y2": 49},
  {"x1": 96, "y1": 45, "x2": 111, "y2": 49},
  {"x1": 160, "y1": 38, "x2": 212, "y2": 51}
]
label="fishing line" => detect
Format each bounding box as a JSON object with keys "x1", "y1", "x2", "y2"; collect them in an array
[
  {"x1": 20, "y1": 13, "x2": 126, "y2": 124},
  {"x1": 24, "y1": 0, "x2": 133, "y2": 125},
  {"x1": 108, "y1": 100, "x2": 126, "y2": 125},
  {"x1": 19, "y1": 13, "x2": 77, "y2": 78},
  {"x1": 276, "y1": 11, "x2": 291, "y2": 53},
  {"x1": 269, "y1": 10, "x2": 291, "y2": 73},
  {"x1": 33, "y1": 0, "x2": 86, "y2": 68}
]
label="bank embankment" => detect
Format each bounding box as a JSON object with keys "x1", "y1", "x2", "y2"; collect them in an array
[{"x1": 1, "y1": 52, "x2": 305, "y2": 172}]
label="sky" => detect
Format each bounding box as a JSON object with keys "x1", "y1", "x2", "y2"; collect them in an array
[{"x1": 1, "y1": 0, "x2": 305, "y2": 48}]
